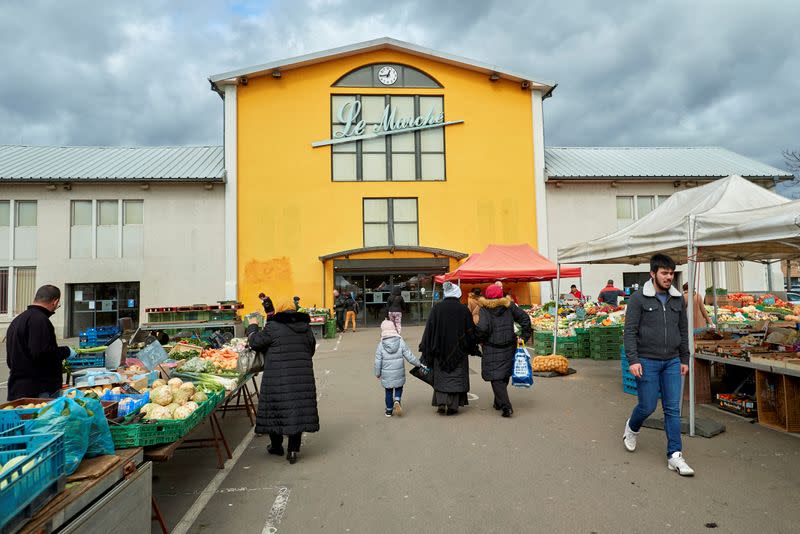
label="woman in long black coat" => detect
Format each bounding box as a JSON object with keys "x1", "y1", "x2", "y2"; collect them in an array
[
  {"x1": 419, "y1": 282, "x2": 478, "y2": 415},
  {"x1": 476, "y1": 284, "x2": 532, "y2": 418},
  {"x1": 247, "y1": 299, "x2": 319, "y2": 464}
]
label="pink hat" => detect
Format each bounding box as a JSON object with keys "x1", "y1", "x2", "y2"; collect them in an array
[
  {"x1": 485, "y1": 285, "x2": 503, "y2": 299},
  {"x1": 380, "y1": 320, "x2": 399, "y2": 339}
]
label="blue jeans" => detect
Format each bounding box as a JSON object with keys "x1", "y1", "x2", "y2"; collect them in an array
[
  {"x1": 385, "y1": 387, "x2": 403, "y2": 410},
  {"x1": 628, "y1": 357, "x2": 682, "y2": 457}
]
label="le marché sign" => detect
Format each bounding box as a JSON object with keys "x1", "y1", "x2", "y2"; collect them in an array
[{"x1": 312, "y1": 101, "x2": 463, "y2": 148}]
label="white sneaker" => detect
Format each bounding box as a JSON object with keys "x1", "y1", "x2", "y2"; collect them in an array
[
  {"x1": 667, "y1": 452, "x2": 695, "y2": 476},
  {"x1": 393, "y1": 400, "x2": 403, "y2": 417},
  {"x1": 622, "y1": 419, "x2": 639, "y2": 452}
]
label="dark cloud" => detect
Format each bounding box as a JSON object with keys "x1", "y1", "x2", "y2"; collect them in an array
[{"x1": 0, "y1": 0, "x2": 797, "y2": 175}]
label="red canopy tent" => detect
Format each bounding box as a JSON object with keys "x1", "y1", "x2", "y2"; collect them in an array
[{"x1": 436, "y1": 244, "x2": 581, "y2": 282}]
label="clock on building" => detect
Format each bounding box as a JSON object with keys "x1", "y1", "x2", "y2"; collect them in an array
[{"x1": 377, "y1": 66, "x2": 398, "y2": 85}]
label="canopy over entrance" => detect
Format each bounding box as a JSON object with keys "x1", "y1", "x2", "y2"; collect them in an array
[{"x1": 437, "y1": 244, "x2": 581, "y2": 282}]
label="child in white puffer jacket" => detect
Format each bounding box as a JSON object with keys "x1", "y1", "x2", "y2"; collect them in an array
[{"x1": 374, "y1": 319, "x2": 421, "y2": 417}]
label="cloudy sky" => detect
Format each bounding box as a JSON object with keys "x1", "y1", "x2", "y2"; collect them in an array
[{"x1": 1, "y1": 0, "x2": 798, "y2": 175}]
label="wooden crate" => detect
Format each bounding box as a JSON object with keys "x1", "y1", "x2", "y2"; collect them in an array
[{"x1": 755, "y1": 371, "x2": 800, "y2": 433}]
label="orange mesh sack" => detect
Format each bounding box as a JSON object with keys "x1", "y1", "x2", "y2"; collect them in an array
[{"x1": 531, "y1": 355, "x2": 569, "y2": 375}]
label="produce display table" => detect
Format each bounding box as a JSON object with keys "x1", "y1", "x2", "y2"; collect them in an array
[
  {"x1": 144, "y1": 408, "x2": 232, "y2": 469},
  {"x1": 695, "y1": 352, "x2": 800, "y2": 379},
  {"x1": 19, "y1": 448, "x2": 150, "y2": 534},
  {"x1": 220, "y1": 373, "x2": 259, "y2": 425}
]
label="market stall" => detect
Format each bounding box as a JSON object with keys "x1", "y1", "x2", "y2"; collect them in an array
[{"x1": 556, "y1": 175, "x2": 792, "y2": 435}]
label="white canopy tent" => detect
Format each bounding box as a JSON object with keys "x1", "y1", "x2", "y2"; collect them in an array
[{"x1": 556, "y1": 175, "x2": 791, "y2": 436}]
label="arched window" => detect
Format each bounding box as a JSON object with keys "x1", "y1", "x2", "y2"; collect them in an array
[{"x1": 333, "y1": 63, "x2": 442, "y2": 88}]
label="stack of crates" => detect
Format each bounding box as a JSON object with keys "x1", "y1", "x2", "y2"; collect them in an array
[
  {"x1": 620, "y1": 346, "x2": 637, "y2": 395},
  {"x1": 78, "y1": 326, "x2": 120, "y2": 349},
  {"x1": 575, "y1": 328, "x2": 591, "y2": 359},
  {"x1": 589, "y1": 324, "x2": 623, "y2": 360},
  {"x1": 533, "y1": 331, "x2": 578, "y2": 358}
]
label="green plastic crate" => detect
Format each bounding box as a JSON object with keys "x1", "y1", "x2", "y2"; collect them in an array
[{"x1": 110, "y1": 395, "x2": 216, "y2": 449}]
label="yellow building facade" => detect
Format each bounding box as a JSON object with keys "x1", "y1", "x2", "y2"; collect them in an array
[{"x1": 210, "y1": 38, "x2": 554, "y2": 325}]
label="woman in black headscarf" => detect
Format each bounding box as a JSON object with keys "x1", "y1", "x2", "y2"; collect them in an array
[{"x1": 418, "y1": 282, "x2": 478, "y2": 415}]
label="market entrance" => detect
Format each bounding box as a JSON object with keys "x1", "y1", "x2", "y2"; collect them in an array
[{"x1": 333, "y1": 258, "x2": 450, "y2": 327}]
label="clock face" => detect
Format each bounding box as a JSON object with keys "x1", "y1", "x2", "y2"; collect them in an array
[{"x1": 377, "y1": 66, "x2": 398, "y2": 85}]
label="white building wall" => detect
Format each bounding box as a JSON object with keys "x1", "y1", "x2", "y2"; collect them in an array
[
  {"x1": 0, "y1": 183, "x2": 225, "y2": 337},
  {"x1": 545, "y1": 180, "x2": 782, "y2": 299}
]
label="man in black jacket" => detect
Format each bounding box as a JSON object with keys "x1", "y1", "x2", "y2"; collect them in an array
[
  {"x1": 622, "y1": 254, "x2": 694, "y2": 476},
  {"x1": 6, "y1": 285, "x2": 75, "y2": 400}
]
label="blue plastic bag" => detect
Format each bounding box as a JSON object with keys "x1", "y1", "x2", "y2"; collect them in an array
[
  {"x1": 511, "y1": 345, "x2": 534, "y2": 388},
  {"x1": 29, "y1": 397, "x2": 90, "y2": 475},
  {"x1": 73, "y1": 397, "x2": 115, "y2": 458}
]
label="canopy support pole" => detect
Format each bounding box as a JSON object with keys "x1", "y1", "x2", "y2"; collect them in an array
[
  {"x1": 711, "y1": 260, "x2": 719, "y2": 328},
  {"x1": 767, "y1": 261, "x2": 774, "y2": 292},
  {"x1": 552, "y1": 262, "x2": 561, "y2": 356},
  {"x1": 579, "y1": 272, "x2": 584, "y2": 301},
  {"x1": 687, "y1": 216, "x2": 697, "y2": 437}
]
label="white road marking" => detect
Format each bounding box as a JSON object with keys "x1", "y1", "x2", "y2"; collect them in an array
[
  {"x1": 262, "y1": 486, "x2": 291, "y2": 534},
  {"x1": 170, "y1": 425, "x2": 259, "y2": 534}
]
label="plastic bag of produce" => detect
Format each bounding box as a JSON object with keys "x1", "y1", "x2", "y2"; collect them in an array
[
  {"x1": 29, "y1": 397, "x2": 90, "y2": 475},
  {"x1": 73, "y1": 397, "x2": 115, "y2": 457},
  {"x1": 511, "y1": 344, "x2": 534, "y2": 388},
  {"x1": 136, "y1": 341, "x2": 170, "y2": 370}
]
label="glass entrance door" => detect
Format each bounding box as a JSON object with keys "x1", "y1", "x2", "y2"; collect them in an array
[
  {"x1": 68, "y1": 282, "x2": 140, "y2": 337},
  {"x1": 336, "y1": 272, "x2": 439, "y2": 327}
]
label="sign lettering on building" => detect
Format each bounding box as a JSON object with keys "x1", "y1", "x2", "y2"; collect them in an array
[{"x1": 312, "y1": 101, "x2": 463, "y2": 147}]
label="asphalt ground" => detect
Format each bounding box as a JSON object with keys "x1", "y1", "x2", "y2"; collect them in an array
[{"x1": 3, "y1": 329, "x2": 800, "y2": 533}]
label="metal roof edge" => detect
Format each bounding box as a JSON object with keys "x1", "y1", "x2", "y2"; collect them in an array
[
  {"x1": 319, "y1": 245, "x2": 468, "y2": 262},
  {"x1": 209, "y1": 37, "x2": 555, "y2": 90}
]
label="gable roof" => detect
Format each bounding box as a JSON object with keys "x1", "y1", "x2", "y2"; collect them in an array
[
  {"x1": 0, "y1": 145, "x2": 225, "y2": 182},
  {"x1": 544, "y1": 147, "x2": 792, "y2": 180},
  {"x1": 209, "y1": 37, "x2": 555, "y2": 94}
]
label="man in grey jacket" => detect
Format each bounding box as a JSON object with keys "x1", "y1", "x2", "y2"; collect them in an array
[{"x1": 622, "y1": 253, "x2": 694, "y2": 476}]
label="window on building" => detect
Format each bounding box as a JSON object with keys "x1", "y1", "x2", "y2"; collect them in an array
[
  {"x1": 122, "y1": 200, "x2": 144, "y2": 258},
  {"x1": 0, "y1": 268, "x2": 7, "y2": 314},
  {"x1": 0, "y1": 201, "x2": 9, "y2": 262},
  {"x1": 656, "y1": 195, "x2": 670, "y2": 206},
  {"x1": 0, "y1": 201, "x2": 9, "y2": 226},
  {"x1": 637, "y1": 196, "x2": 655, "y2": 219},
  {"x1": 97, "y1": 200, "x2": 119, "y2": 258},
  {"x1": 13, "y1": 266, "x2": 36, "y2": 315},
  {"x1": 363, "y1": 198, "x2": 419, "y2": 247},
  {"x1": 70, "y1": 200, "x2": 92, "y2": 258},
  {"x1": 15, "y1": 201, "x2": 37, "y2": 227},
  {"x1": 333, "y1": 63, "x2": 442, "y2": 88},
  {"x1": 331, "y1": 95, "x2": 445, "y2": 182},
  {"x1": 616, "y1": 196, "x2": 634, "y2": 229}
]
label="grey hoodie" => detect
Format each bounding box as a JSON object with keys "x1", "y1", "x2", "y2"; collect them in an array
[{"x1": 374, "y1": 336, "x2": 421, "y2": 389}]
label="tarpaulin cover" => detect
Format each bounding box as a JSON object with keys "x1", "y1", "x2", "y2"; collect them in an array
[{"x1": 438, "y1": 244, "x2": 581, "y2": 282}]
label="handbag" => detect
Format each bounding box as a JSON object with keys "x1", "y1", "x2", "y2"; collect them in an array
[
  {"x1": 409, "y1": 365, "x2": 434, "y2": 387},
  {"x1": 237, "y1": 348, "x2": 265, "y2": 375},
  {"x1": 511, "y1": 342, "x2": 534, "y2": 388}
]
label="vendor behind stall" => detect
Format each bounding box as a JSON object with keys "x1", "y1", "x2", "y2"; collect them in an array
[{"x1": 6, "y1": 285, "x2": 76, "y2": 400}]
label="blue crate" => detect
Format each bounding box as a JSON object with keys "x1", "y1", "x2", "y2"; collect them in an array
[
  {"x1": 0, "y1": 412, "x2": 23, "y2": 436},
  {"x1": 87, "y1": 325, "x2": 120, "y2": 335},
  {"x1": 622, "y1": 375, "x2": 638, "y2": 395},
  {"x1": 0, "y1": 433, "x2": 66, "y2": 532},
  {"x1": 66, "y1": 352, "x2": 106, "y2": 369}
]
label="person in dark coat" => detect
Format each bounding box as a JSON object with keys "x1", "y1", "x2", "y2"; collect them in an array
[
  {"x1": 333, "y1": 290, "x2": 347, "y2": 333},
  {"x1": 247, "y1": 299, "x2": 319, "y2": 464},
  {"x1": 386, "y1": 287, "x2": 405, "y2": 333},
  {"x1": 418, "y1": 282, "x2": 478, "y2": 415},
  {"x1": 476, "y1": 284, "x2": 532, "y2": 417},
  {"x1": 7, "y1": 285, "x2": 75, "y2": 400}
]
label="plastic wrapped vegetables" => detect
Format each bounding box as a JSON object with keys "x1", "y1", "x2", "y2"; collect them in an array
[{"x1": 180, "y1": 356, "x2": 216, "y2": 373}]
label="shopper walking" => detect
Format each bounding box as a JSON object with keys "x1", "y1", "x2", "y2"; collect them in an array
[
  {"x1": 344, "y1": 293, "x2": 359, "y2": 332},
  {"x1": 6, "y1": 285, "x2": 76, "y2": 400},
  {"x1": 374, "y1": 320, "x2": 422, "y2": 417},
  {"x1": 419, "y1": 282, "x2": 478, "y2": 415},
  {"x1": 258, "y1": 292, "x2": 276, "y2": 320},
  {"x1": 333, "y1": 290, "x2": 347, "y2": 333},
  {"x1": 476, "y1": 284, "x2": 532, "y2": 417},
  {"x1": 467, "y1": 287, "x2": 482, "y2": 325},
  {"x1": 386, "y1": 287, "x2": 405, "y2": 333},
  {"x1": 247, "y1": 299, "x2": 319, "y2": 465},
  {"x1": 622, "y1": 254, "x2": 694, "y2": 476}
]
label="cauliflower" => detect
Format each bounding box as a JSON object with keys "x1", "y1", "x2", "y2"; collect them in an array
[
  {"x1": 151, "y1": 386, "x2": 173, "y2": 407},
  {"x1": 173, "y1": 406, "x2": 193, "y2": 419},
  {"x1": 171, "y1": 388, "x2": 190, "y2": 406},
  {"x1": 152, "y1": 379, "x2": 166, "y2": 389},
  {"x1": 146, "y1": 406, "x2": 172, "y2": 420},
  {"x1": 139, "y1": 403, "x2": 155, "y2": 414},
  {"x1": 184, "y1": 401, "x2": 199, "y2": 412},
  {"x1": 179, "y1": 382, "x2": 196, "y2": 394},
  {"x1": 167, "y1": 378, "x2": 183, "y2": 388},
  {"x1": 165, "y1": 403, "x2": 181, "y2": 416},
  {"x1": 191, "y1": 391, "x2": 208, "y2": 403}
]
